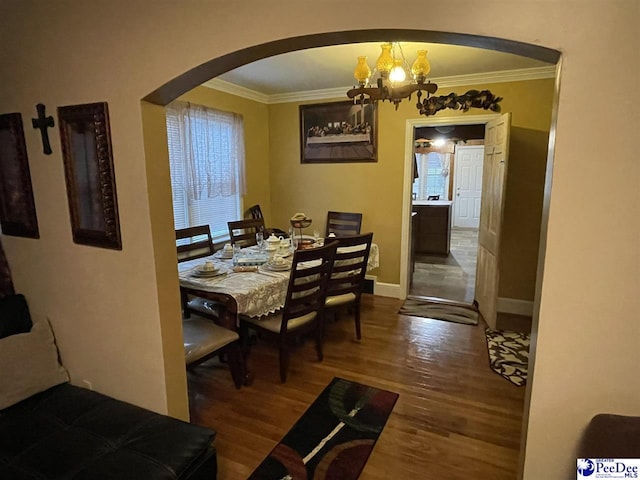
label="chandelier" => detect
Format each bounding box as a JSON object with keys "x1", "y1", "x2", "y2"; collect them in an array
[{"x1": 346, "y1": 43, "x2": 503, "y2": 117}]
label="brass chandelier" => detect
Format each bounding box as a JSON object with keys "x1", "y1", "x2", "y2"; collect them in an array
[{"x1": 346, "y1": 43, "x2": 503, "y2": 117}]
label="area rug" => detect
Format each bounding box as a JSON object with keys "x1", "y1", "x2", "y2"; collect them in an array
[
  {"x1": 248, "y1": 377, "x2": 398, "y2": 480},
  {"x1": 398, "y1": 299, "x2": 479, "y2": 325},
  {"x1": 485, "y1": 328, "x2": 530, "y2": 386}
]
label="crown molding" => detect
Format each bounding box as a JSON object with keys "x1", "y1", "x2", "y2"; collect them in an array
[
  {"x1": 201, "y1": 78, "x2": 269, "y2": 104},
  {"x1": 202, "y1": 65, "x2": 556, "y2": 105}
]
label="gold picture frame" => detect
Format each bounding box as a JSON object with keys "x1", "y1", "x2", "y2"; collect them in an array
[{"x1": 58, "y1": 102, "x2": 121, "y2": 250}]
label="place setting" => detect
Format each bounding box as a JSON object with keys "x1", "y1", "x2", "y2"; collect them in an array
[
  {"x1": 189, "y1": 260, "x2": 227, "y2": 278},
  {"x1": 213, "y1": 243, "x2": 234, "y2": 259},
  {"x1": 261, "y1": 256, "x2": 291, "y2": 272}
]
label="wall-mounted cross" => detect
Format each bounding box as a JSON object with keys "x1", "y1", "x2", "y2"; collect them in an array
[{"x1": 32, "y1": 103, "x2": 55, "y2": 155}]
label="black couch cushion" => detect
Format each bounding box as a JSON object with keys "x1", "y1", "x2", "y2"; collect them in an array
[
  {"x1": 578, "y1": 413, "x2": 640, "y2": 458},
  {"x1": 0, "y1": 294, "x2": 32, "y2": 339},
  {"x1": 0, "y1": 383, "x2": 216, "y2": 479}
]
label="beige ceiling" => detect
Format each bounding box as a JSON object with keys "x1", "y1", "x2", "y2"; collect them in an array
[{"x1": 216, "y1": 42, "x2": 554, "y2": 96}]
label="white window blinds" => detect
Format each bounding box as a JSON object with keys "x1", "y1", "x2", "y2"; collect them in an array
[{"x1": 166, "y1": 102, "x2": 246, "y2": 241}]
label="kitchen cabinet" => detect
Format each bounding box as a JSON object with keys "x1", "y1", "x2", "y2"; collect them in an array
[{"x1": 412, "y1": 201, "x2": 452, "y2": 255}]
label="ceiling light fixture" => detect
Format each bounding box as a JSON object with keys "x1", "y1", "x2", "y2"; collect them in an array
[{"x1": 347, "y1": 42, "x2": 503, "y2": 117}]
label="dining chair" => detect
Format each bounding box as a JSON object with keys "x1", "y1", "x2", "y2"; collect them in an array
[
  {"x1": 247, "y1": 204, "x2": 288, "y2": 237},
  {"x1": 176, "y1": 225, "x2": 221, "y2": 320},
  {"x1": 239, "y1": 241, "x2": 338, "y2": 383},
  {"x1": 176, "y1": 225, "x2": 214, "y2": 262},
  {"x1": 183, "y1": 315, "x2": 245, "y2": 389},
  {"x1": 323, "y1": 232, "x2": 374, "y2": 340},
  {"x1": 325, "y1": 211, "x2": 363, "y2": 237},
  {"x1": 227, "y1": 218, "x2": 266, "y2": 247}
]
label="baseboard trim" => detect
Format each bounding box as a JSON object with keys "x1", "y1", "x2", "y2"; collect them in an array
[
  {"x1": 497, "y1": 297, "x2": 534, "y2": 316},
  {"x1": 373, "y1": 282, "x2": 401, "y2": 298}
]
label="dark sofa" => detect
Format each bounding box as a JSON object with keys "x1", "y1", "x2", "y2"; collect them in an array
[{"x1": 0, "y1": 294, "x2": 217, "y2": 479}]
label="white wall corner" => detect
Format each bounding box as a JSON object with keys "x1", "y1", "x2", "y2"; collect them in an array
[{"x1": 497, "y1": 297, "x2": 534, "y2": 316}]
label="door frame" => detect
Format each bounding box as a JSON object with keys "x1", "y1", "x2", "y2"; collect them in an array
[{"x1": 400, "y1": 114, "x2": 500, "y2": 299}]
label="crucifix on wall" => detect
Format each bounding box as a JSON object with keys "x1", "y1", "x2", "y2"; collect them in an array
[{"x1": 31, "y1": 103, "x2": 54, "y2": 155}]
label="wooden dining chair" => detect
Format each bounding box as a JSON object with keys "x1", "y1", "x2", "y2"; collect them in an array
[
  {"x1": 227, "y1": 218, "x2": 265, "y2": 247},
  {"x1": 325, "y1": 211, "x2": 363, "y2": 237},
  {"x1": 176, "y1": 225, "x2": 214, "y2": 262},
  {"x1": 175, "y1": 225, "x2": 221, "y2": 319},
  {"x1": 247, "y1": 204, "x2": 288, "y2": 237},
  {"x1": 323, "y1": 232, "x2": 373, "y2": 340},
  {"x1": 183, "y1": 315, "x2": 245, "y2": 389},
  {"x1": 239, "y1": 241, "x2": 338, "y2": 383}
]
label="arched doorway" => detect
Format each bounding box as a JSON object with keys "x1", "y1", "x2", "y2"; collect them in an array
[
  {"x1": 143, "y1": 30, "x2": 559, "y2": 106},
  {"x1": 142, "y1": 29, "x2": 560, "y2": 476}
]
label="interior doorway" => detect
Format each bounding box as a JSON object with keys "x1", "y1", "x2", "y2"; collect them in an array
[{"x1": 408, "y1": 122, "x2": 486, "y2": 304}]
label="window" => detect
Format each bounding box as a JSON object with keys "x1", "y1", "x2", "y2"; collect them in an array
[
  {"x1": 413, "y1": 152, "x2": 449, "y2": 200},
  {"x1": 166, "y1": 102, "x2": 245, "y2": 242}
]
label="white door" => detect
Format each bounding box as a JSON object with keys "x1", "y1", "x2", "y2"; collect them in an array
[
  {"x1": 475, "y1": 113, "x2": 511, "y2": 329},
  {"x1": 453, "y1": 146, "x2": 484, "y2": 228}
]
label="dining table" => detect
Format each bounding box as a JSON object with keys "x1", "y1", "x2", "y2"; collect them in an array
[
  {"x1": 178, "y1": 241, "x2": 379, "y2": 384},
  {"x1": 178, "y1": 241, "x2": 379, "y2": 328}
]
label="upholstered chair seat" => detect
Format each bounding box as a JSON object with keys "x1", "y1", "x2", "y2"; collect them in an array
[
  {"x1": 241, "y1": 311, "x2": 317, "y2": 334},
  {"x1": 183, "y1": 317, "x2": 240, "y2": 365},
  {"x1": 325, "y1": 292, "x2": 356, "y2": 307}
]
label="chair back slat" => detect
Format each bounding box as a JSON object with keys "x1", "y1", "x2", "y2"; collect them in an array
[
  {"x1": 326, "y1": 211, "x2": 363, "y2": 237},
  {"x1": 324, "y1": 233, "x2": 373, "y2": 298},
  {"x1": 176, "y1": 225, "x2": 214, "y2": 262},
  {"x1": 280, "y1": 241, "x2": 338, "y2": 334},
  {"x1": 228, "y1": 218, "x2": 265, "y2": 247},
  {"x1": 248, "y1": 204, "x2": 264, "y2": 221}
]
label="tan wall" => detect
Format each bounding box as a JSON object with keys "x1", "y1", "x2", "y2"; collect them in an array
[
  {"x1": 269, "y1": 78, "x2": 554, "y2": 292},
  {"x1": 141, "y1": 102, "x2": 189, "y2": 419},
  {"x1": 0, "y1": 2, "x2": 637, "y2": 479},
  {"x1": 175, "y1": 86, "x2": 272, "y2": 221}
]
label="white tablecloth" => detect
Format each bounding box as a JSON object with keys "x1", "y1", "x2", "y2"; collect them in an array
[
  {"x1": 179, "y1": 254, "x2": 289, "y2": 318},
  {"x1": 178, "y1": 243, "x2": 379, "y2": 319}
]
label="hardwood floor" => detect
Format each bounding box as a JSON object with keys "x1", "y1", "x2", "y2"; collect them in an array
[{"x1": 188, "y1": 295, "x2": 525, "y2": 479}]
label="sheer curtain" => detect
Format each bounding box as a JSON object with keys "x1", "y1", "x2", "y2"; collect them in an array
[
  {"x1": 166, "y1": 101, "x2": 246, "y2": 240},
  {"x1": 167, "y1": 101, "x2": 245, "y2": 200},
  {"x1": 414, "y1": 152, "x2": 450, "y2": 200}
]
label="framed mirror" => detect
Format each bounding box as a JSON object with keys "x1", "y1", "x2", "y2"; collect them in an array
[
  {"x1": 58, "y1": 102, "x2": 121, "y2": 250},
  {"x1": 0, "y1": 113, "x2": 39, "y2": 238}
]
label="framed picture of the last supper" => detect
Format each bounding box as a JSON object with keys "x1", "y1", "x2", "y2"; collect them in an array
[{"x1": 299, "y1": 100, "x2": 377, "y2": 163}]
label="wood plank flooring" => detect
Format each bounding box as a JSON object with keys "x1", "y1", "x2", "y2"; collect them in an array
[{"x1": 188, "y1": 295, "x2": 525, "y2": 479}]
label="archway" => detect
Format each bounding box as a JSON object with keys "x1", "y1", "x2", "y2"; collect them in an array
[
  {"x1": 143, "y1": 29, "x2": 560, "y2": 106},
  {"x1": 142, "y1": 29, "x2": 561, "y2": 476}
]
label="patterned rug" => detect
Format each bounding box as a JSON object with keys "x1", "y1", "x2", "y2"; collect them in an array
[
  {"x1": 249, "y1": 377, "x2": 398, "y2": 480},
  {"x1": 398, "y1": 299, "x2": 479, "y2": 325},
  {"x1": 484, "y1": 328, "x2": 530, "y2": 386}
]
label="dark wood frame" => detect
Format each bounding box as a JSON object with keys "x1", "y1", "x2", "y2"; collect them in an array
[
  {"x1": 0, "y1": 113, "x2": 39, "y2": 238},
  {"x1": 58, "y1": 102, "x2": 121, "y2": 250},
  {"x1": 299, "y1": 100, "x2": 377, "y2": 164}
]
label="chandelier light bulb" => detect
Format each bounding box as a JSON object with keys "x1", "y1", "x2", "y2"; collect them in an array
[{"x1": 389, "y1": 60, "x2": 406, "y2": 83}]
